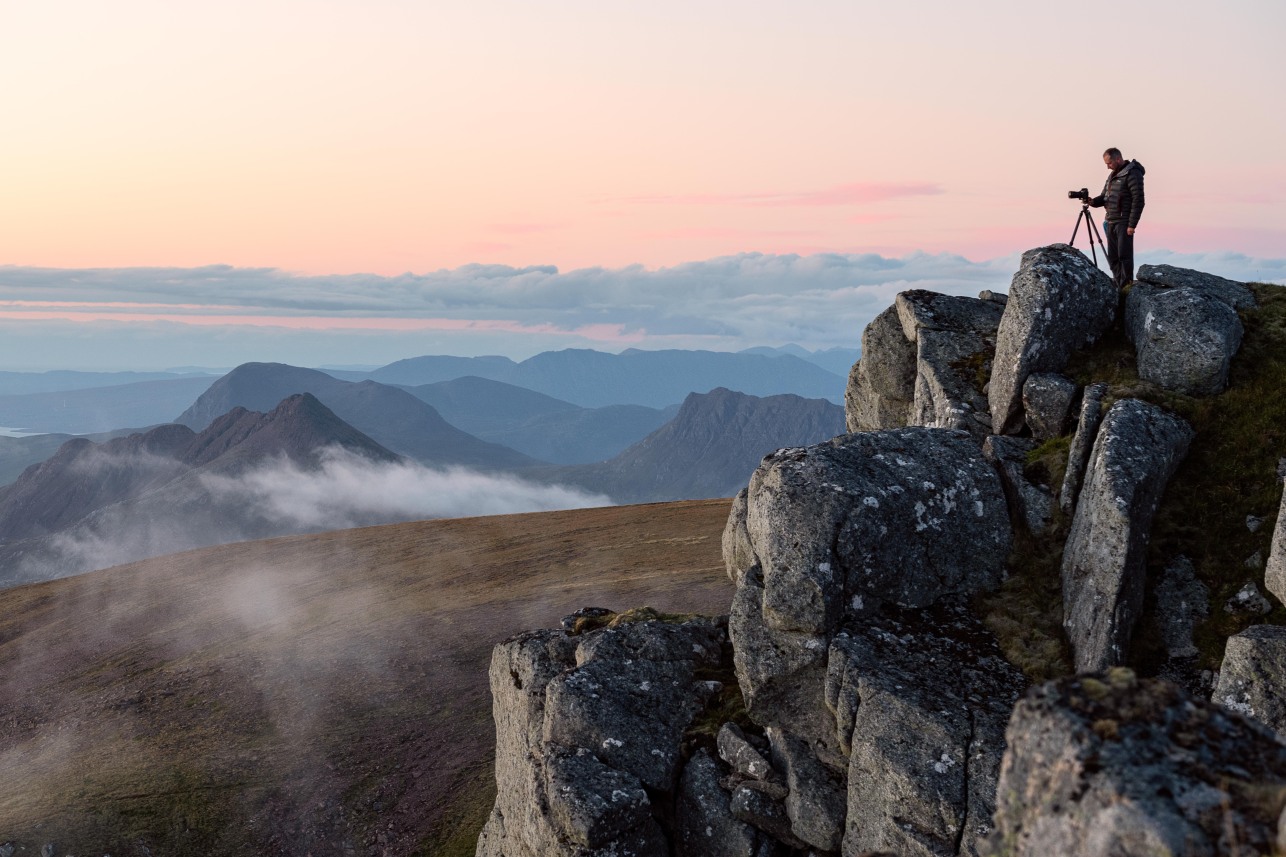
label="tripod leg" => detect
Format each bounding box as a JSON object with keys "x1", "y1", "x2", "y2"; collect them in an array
[
  {"x1": 1088, "y1": 216, "x2": 1106, "y2": 270},
  {"x1": 1070, "y1": 210, "x2": 1084, "y2": 247}
]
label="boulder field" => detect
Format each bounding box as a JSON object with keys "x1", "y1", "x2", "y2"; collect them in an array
[{"x1": 476, "y1": 247, "x2": 1286, "y2": 856}]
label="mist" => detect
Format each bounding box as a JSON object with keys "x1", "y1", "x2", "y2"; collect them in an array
[
  {"x1": 5, "y1": 448, "x2": 613, "y2": 585},
  {"x1": 199, "y1": 448, "x2": 613, "y2": 532}
]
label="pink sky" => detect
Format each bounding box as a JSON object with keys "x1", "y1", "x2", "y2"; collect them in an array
[{"x1": 2, "y1": 1, "x2": 1283, "y2": 276}]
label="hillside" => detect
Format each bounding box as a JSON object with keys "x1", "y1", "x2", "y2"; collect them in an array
[
  {"x1": 0, "y1": 428, "x2": 149, "y2": 487},
  {"x1": 0, "y1": 499, "x2": 732, "y2": 856}
]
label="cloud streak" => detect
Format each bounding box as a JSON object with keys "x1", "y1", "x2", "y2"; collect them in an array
[
  {"x1": 610, "y1": 181, "x2": 945, "y2": 207},
  {"x1": 0, "y1": 249, "x2": 1282, "y2": 367}
]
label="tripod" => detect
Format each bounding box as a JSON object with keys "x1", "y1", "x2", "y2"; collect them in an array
[{"x1": 1069, "y1": 203, "x2": 1106, "y2": 269}]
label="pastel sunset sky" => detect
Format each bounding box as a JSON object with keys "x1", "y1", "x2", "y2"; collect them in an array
[{"x1": 2, "y1": 1, "x2": 1283, "y2": 369}]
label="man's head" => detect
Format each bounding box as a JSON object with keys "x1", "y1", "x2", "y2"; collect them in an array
[{"x1": 1103, "y1": 148, "x2": 1126, "y2": 170}]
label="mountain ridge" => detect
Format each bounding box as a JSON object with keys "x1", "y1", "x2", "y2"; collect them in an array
[
  {"x1": 0, "y1": 392, "x2": 401, "y2": 584},
  {"x1": 177, "y1": 363, "x2": 539, "y2": 470}
]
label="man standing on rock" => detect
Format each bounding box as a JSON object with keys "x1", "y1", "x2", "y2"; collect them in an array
[{"x1": 1089, "y1": 147, "x2": 1146, "y2": 288}]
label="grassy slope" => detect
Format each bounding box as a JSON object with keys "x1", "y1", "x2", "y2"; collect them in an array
[
  {"x1": 979, "y1": 282, "x2": 1286, "y2": 680},
  {"x1": 0, "y1": 499, "x2": 734, "y2": 856}
]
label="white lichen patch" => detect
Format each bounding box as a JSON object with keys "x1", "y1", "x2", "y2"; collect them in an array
[{"x1": 1221, "y1": 695, "x2": 1255, "y2": 717}]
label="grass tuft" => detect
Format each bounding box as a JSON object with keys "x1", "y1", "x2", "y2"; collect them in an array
[{"x1": 977, "y1": 526, "x2": 1073, "y2": 682}]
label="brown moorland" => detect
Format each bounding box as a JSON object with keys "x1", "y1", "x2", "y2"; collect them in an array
[{"x1": 0, "y1": 498, "x2": 733, "y2": 856}]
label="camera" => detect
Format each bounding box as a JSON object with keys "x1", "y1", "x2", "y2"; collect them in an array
[{"x1": 1068, "y1": 188, "x2": 1090, "y2": 201}]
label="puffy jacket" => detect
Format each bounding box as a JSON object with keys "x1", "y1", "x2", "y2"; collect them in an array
[{"x1": 1090, "y1": 160, "x2": 1145, "y2": 227}]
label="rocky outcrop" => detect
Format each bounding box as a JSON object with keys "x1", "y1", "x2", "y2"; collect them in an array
[
  {"x1": 476, "y1": 616, "x2": 727, "y2": 857},
  {"x1": 726, "y1": 428, "x2": 1011, "y2": 746},
  {"x1": 1020, "y1": 373, "x2": 1077, "y2": 441},
  {"x1": 1058, "y1": 381, "x2": 1107, "y2": 515},
  {"x1": 478, "y1": 255, "x2": 1281, "y2": 857},
  {"x1": 982, "y1": 435, "x2": 1054, "y2": 534},
  {"x1": 828, "y1": 604, "x2": 1024, "y2": 857},
  {"x1": 897, "y1": 291, "x2": 1004, "y2": 438},
  {"x1": 846, "y1": 304, "x2": 917, "y2": 431},
  {"x1": 1137, "y1": 263, "x2": 1258, "y2": 311},
  {"x1": 985, "y1": 670, "x2": 1286, "y2": 857},
  {"x1": 989, "y1": 245, "x2": 1117, "y2": 435},
  {"x1": 719, "y1": 427, "x2": 1018, "y2": 855},
  {"x1": 675, "y1": 750, "x2": 765, "y2": 857},
  {"x1": 1062, "y1": 398, "x2": 1194, "y2": 672},
  {"x1": 846, "y1": 291, "x2": 1002, "y2": 438},
  {"x1": 1213, "y1": 624, "x2": 1286, "y2": 740},
  {"x1": 1266, "y1": 483, "x2": 1286, "y2": 606},
  {"x1": 1125, "y1": 281, "x2": 1244, "y2": 396}
]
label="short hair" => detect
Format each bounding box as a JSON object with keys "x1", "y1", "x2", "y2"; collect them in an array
[{"x1": 1103, "y1": 147, "x2": 1123, "y2": 159}]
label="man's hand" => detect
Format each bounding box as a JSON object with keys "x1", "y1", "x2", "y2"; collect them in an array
[{"x1": 1127, "y1": 227, "x2": 1135, "y2": 236}]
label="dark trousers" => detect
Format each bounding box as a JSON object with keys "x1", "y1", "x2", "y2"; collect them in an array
[{"x1": 1105, "y1": 220, "x2": 1135, "y2": 287}]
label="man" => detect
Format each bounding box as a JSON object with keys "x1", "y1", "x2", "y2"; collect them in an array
[{"x1": 1089, "y1": 147, "x2": 1145, "y2": 287}]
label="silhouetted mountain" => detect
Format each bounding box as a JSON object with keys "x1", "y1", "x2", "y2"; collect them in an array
[
  {"x1": 365, "y1": 354, "x2": 519, "y2": 386},
  {"x1": 542, "y1": 387, "x2": 845, "y2": 502},
  {"x1": 406, "y1": 376, "x2": 676, "y2": 464},
  {"x1": 739, "y1": 344, "x2": 861, "y2": 377},
  {"x1": 180, "y1": 391, "x2": 400, "y2": 474},
  {"x1": 0, "y1": 370, "x2": 217, "y2": 397},
  {"x1": 176, "y1": 363, "x2": 539, "y2": 469},
  {"x1": 367, "y1": 348, "x2": 844, "y2": 408},
  {"x1": 0, "y1": 393, "x2": 400, "y2": 583},
  {"x1": 0, "y1": 376, "x2": 219, "y2": 434}
]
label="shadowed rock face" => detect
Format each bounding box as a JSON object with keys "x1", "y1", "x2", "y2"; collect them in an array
[
  {"x1": 1153, "y1": 555, "x2": 1209, "y2": 662},
  {"x1": 846, "y1": 291, "x2": 1002, "y2": 439},
  {"x1": 1059, "y1": 381, "x2": 1108, "y2": 516},
  {"x1": 1125, "y1": 281, "x2": 1244, "y2": 396},
  {"x1": 476, "y1": 617, "x2": 727, "y2": 857},
  {"x1": 1061, "y1": 398, "x2": 1194, "y2": 673},
  {"x1": 828, "y1": 603, "x2": 1025, "y2": 857},
  {"x1": 984, "y1": 670, "x2": 1286, "y2": 857},
  {"x1": 847, "y1": 304, "x2": 917, "y2": 432},
  {"x1": 725, "y1": 428, "x2": 1012, "y2": 748},
  {"x1": 1213, "y1": 624, "x2": 1286, "y2": 740},
  {"x1": 675, "y1": 750, "x2": 763, "y2": 857},
  {"x1": 1021, "y1": 373, "x2": 1077, "y2": 441},
  {"x1": 983, "y1": 435, "x2": 1054, "y2": 535},
  {"x1": 989, "y1": 244, "x2": 1116, "y2": 436},
  {"x1": 1268, "y1": 482, "x2": 1286, "y2": 606}
]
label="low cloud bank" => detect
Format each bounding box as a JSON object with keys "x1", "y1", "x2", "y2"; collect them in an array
[
  {"x1": 200, "y1": 448, "x2": 613, "y2": 532},
  {"x1": 8, "y1": 449, "x2": 612, "y2": 583}
]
